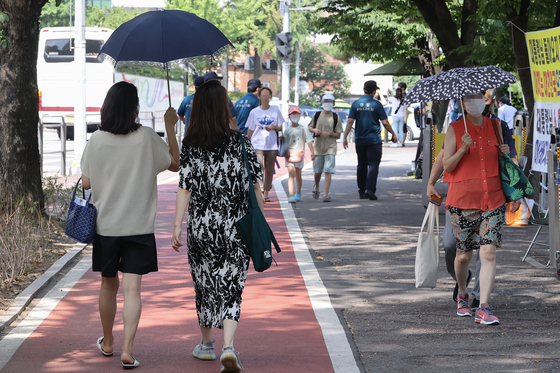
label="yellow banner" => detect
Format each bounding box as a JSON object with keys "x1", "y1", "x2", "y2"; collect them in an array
[{"x1": 526, "y1": 26, "x2": 560, "y2": 103}]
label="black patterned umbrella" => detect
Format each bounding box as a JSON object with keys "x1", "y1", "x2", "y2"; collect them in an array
[
  {"x1": 402, "y1": 66, "x2": 516, "y2": 106},
  {"x1": 401, "y1": 66, "x2": 516, "y2": 133}
]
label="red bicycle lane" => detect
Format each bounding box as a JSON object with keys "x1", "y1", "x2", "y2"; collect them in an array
[{"x1": 1, "y1": 159, "x2": 337, "y2": 372}]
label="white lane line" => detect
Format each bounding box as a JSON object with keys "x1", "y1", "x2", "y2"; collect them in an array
[
  {"x1": 0, "y1": 255, "x2": 92, "y2": 370},
  {"x1": 272, "y1": 172, "x2": 360, "y2": 373},
  {"x1": 0, "y1": 176, "x2": 180, "y2": 369}
]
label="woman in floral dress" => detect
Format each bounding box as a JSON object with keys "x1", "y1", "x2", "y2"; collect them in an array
[{"x1": 172, "y1": 80, "x2": 263, "y2": 372}]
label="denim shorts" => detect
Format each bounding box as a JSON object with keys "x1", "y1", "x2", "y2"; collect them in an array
[
  {"x1": 285, "y1": 157, "x2": 304, "y2": 169},
  {"x1": 313, "y1": 154, "x2": 336, "y2": 174}
]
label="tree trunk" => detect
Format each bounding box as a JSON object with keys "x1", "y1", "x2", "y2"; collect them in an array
[
  {"x1": 412, "y1": 0, "x2": 474, "y2": 69},
  {"x1": 0, "y1": 0, "x2": 48, "y2": 210},
  {"x1": 254, "y1": 51, "x2": 260, "y2": 80}
]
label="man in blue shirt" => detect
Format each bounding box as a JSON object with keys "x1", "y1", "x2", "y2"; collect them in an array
[
  {"x1": 234, "y1": 79, "x2": 261, "y2": 134},
  {"x1": 178, "y1": 76, "x2": 205, "y2": 133},
  {"x1": 344, "y1": 80, "x2": 398, "y2": 200}
]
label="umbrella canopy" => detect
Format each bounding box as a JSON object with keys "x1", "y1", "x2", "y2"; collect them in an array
[
  {"x1": 365, "y1": 59, "x2": 424, "y2": 77},
  {"x1": 402, "y1": 66, "x2": 516, "y2": 106},
  {"x1": 99, "y1": 10, "x2": 233, "y2": 69}
]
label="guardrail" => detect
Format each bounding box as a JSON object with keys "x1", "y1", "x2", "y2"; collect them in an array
[{"x1": 39, "y1": 115, "x2": 67, "y2": 176}]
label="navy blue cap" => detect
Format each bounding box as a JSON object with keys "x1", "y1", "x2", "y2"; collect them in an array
[
  {"x1": 204, "y1": 72, "x2": 222, "y2": 83},
  {"x1": 247, "y1": 79, "x2": 261, "y2": 90},
  {"x1": 194, "y1": 76, "x2": 205, "y2": 88}
]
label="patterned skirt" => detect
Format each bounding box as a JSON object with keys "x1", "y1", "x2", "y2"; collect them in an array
[{"x1": 187, "y1": 233, "x2": 250, "y2": 329}]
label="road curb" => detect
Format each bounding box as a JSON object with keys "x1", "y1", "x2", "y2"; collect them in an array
[{"x1": 0, "y1": 242, "x2": 87, "y2": 333}]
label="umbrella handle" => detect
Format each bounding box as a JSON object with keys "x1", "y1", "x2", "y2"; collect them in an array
[
  {"x1": 459, "y1": 100, "x2": 470, "y2": 155},
  {"x1": 166, "y1": 64, "x2": 172, "y2": 108}
]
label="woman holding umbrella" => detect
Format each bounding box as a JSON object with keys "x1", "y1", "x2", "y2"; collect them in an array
[
  {"x1": 172, "y1": 80, "x2": 263, "y2": 372},
  {"x1": 81, "y1": 81, "x2": 180, "y2": 368},
  {"x1": 442, "y1": 92, "x2": 510, "y2": 325}
]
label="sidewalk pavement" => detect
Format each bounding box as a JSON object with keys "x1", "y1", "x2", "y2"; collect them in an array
[
  {"x1": 2, "y1": 140, "x2": 559, "y2": 373},
  {"x1": 288, "y1": 142, "x2": 560, "y2": 373}
]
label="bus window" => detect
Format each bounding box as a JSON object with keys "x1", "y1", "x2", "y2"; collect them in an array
[{"x1": 43, "y1": 38, "x2": 105, "y2": 63}]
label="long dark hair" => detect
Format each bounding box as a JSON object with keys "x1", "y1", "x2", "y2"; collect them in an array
[
  {"x1": 183, "y1": 80, "x2": 236, "y2": 150},
  {"x1": 99, "y1": 81, "x2": 141, "y2": 134},
  {"x1": 395, "y1": 87, "x2": 403, "y2": 100}
]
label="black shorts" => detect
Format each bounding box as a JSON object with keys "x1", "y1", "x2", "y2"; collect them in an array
[{"x1": 92, "y1": 233, "x2": 158, "y2": 277}]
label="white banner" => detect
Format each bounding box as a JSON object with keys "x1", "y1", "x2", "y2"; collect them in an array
[{"x1": 532, "y1": 102, "x2": 558, "y2": 172}]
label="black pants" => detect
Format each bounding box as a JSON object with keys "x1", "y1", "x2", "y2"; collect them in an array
[{"x1": 355, "y1": 143, "x2": 382, "y2": 195}]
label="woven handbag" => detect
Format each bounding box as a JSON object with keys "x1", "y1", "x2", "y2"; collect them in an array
[
  {"x1": 235, "y1": 134, "x2": 281, "y2": 272},
  {"x1": 491, "y1": 120, "x2": 534, "y2": 202},
  {"x1": 65, "y1": 177, "x2": 97, "y2": 244}
]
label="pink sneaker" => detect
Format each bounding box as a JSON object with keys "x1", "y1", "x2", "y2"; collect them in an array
[
  {"x1": 456, "y1": 293, "x2": 472, "y2": 316},
  {"x1": 475, "y1": 303, "x2": 500, "y2": 325}
]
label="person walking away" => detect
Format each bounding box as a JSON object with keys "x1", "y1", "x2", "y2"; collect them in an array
[
  {"x1": 172, "y1": 80, "x2": 264, "y2": 372},
  {"x1": 284, "y1": 106, "x2": 315, "y2": 203},
  {"x1": 178, "y1": 76, "x2": 205, "y2": 134},
  {"x1": 308, "y1": 93, "x2": 343, "y2": 202},
  {"x1": 386, "y1": 87, "x2": 407, "y2": 147},
  {"x1": 343, "y1": 80, "x2": 398, "y2": 200},
  {"x1": 81, "y1": 81, "x2": 180, "y2": 369},
  {"x1": 497, "y1": 96, "x2": 518, "y2": 130},
  {"x1": 234, "y1": 79, "x2": 262, "y2": 134},
  {"x1": 443, "y1": 92, "x2": 514, "y2": 325},
  {"x1": 246, "y1": 87, "x2": 284, "y2": 202},
  {"x1": 204, "y1": 72, "x2": 238, "y2": 128}
]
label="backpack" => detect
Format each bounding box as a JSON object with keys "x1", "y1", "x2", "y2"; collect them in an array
[{"x1": 310, "y1": 111, "x2": 339, "y2": 131}]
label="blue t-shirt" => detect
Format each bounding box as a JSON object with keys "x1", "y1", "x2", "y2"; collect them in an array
[
  {"x1": 348, "y1": 95, "x2": 388, "y2": 145},
  {"x1": 177, "y1": 94, "x2": 195, "y2": 130},
  {"x1": 234, "y1": 93, "x2": 260, "y2": 134}
]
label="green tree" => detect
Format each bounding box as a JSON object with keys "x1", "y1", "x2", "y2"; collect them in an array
[{"x1": 291, "y1": 42, "x2": 351, "y2": 107}]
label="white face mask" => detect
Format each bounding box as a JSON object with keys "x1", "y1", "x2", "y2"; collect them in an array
[
  {"x1": 323, "y1": 103, "x2": 333, "y2": 111},
  {"x1": 463, "y1": 98, "x2": 486, "y2": 117},
  {"x1": 290, "y1": 115, "x2": 301, "y2": 124}
]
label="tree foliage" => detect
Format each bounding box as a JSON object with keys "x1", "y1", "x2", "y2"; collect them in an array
[{"x1": 291, "y1": 42, "x2": 351, "y2": 106}]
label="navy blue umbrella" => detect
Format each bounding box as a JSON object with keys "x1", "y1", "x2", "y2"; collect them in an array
[{"x1": 99, "y1": 9, "x2": 233, "y2": 105}]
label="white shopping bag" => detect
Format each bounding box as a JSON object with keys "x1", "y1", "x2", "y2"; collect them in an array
[{"x1": 415, "y1": 202, "x2": 440, "y2": 288}]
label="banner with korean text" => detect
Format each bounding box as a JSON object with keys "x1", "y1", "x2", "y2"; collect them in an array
[{"x1": 526, "y1": 26, "x2": 560, "y2": 172}]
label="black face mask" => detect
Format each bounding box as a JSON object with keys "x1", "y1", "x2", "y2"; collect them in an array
[{"x1": 482, "y1": 104, "x2": 491, "y2": 117}]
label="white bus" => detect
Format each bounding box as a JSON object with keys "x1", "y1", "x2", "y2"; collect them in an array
[{"x1": 37, "y1": 27, "x2": 184, "y2": 139}]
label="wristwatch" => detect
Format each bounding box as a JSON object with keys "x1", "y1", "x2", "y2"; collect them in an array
[{"x1": 330, "y1": 132, "x2": 333, "y2": 137}]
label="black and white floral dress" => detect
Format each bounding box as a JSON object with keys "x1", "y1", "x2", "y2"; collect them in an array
[{"x1": 178, "y1": 134, "x2": 262, "y2": 329}]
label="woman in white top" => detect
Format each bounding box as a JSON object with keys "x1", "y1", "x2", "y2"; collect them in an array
[
  {"x1": 246, "y1": 87, "x2": 284, "y2": 202},
  {"x1": 81, "y1": 81, "x2": 180, "y2": 369},
  {"x1": 386, "y1": 88, "x2": 407, "y2": 147}
]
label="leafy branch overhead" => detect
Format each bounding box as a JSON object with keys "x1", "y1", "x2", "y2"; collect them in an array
[{"x1": 0, "y1": 11, "x2": 11, "y2": 48}]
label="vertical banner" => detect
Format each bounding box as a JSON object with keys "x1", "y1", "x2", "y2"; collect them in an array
[{"x1": 526, "y1": 27, "x2": 560, "y2": 173}]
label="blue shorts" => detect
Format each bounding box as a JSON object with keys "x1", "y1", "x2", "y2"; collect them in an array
[{"x1": 313, "y1": 154, "x2": 336, "y2": 174}]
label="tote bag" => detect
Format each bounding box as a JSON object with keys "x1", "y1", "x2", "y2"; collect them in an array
[
  {"x1": 235, "y1": 134, "x2": 281, "y2": 272},
  {"x1": 491, "y1": 120, "x2": 534, "y2": 202},
  {"x1": 65, "y1": 177, "x2": 97, "y2": 244},
  {"x1": 415, "y1": 202, "x2": 439, "y2": 288}
]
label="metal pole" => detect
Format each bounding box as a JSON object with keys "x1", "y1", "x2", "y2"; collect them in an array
[
  {"x1": 71, "y1": 0, "x2": 86, "y2": 175},
  {"x1": 281, "y1": 1, "x2": 290, "y2": 121},
  {"x1": 294, "y1": 42, "x2": 300, "y2": 106}
]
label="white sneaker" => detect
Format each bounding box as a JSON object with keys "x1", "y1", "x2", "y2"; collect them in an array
[{"x1": 389, "y1": 143, "x2": 399, "y2": 148}]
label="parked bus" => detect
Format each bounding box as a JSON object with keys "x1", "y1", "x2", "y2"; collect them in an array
[{"x1": 38, "y1": 27, "x2": 184, "y2": 139}]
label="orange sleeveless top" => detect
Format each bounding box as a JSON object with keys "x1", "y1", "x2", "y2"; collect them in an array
[{"x1": 442, "y1": 117, "x2": 506, "y2": 211}]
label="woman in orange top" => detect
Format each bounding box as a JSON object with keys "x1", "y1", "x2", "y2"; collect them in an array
[{"x1": 443, "y1": 92, "x2": 514, "y2": 326}]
